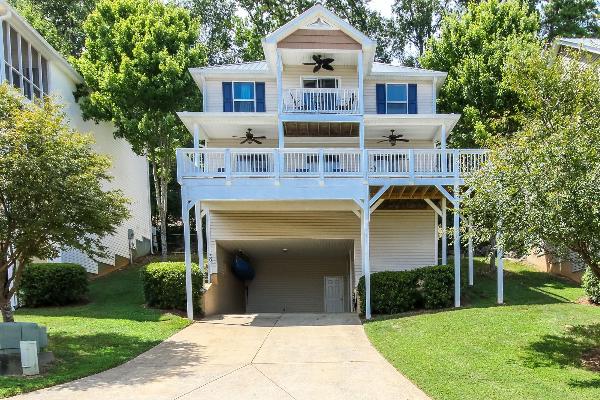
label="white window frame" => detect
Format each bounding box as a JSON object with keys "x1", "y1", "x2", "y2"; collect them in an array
[
  {"x1": 1, "y1": 21, "x2": 48, "y2": 101},
  {"x1": 300, "y1": 76, "x2": 340, "y2": 89},
  {"x1": 385, "y1": 83, "x2": 408, "y2": 114},
  {"x1": 232, "y1": 81, "x2": 256, "y2": 112}
]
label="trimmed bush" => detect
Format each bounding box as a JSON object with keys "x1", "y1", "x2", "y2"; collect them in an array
[
  {"x1": 582, "y1": 268, "x2": 600, "y2": 304},
  {"x1": 420, "y1": 265, "x2": 455, "y2": 309},
  {"x1": 141, "y1": 262, "x2": 203, "y2": 312},
  {"x1": 358, "y1": 265, "x2": 456, "y2": 315},
  {"x1": 19, "y1": 263, "x2": 88, "y2": 307}
]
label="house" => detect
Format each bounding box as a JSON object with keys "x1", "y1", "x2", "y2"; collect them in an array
[
  {"x1": 176, "y1": 5, "x2": 492, "y2": 319},
  {"x1": 525, "y1": 37, "x2": 600, "y2": 283},
  {"x1": 0, "y1": 1, "x2": 153, "y2": 275}
]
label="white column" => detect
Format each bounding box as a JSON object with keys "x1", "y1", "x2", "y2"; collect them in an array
[
  {"x1": 181, "y1": 194, "x2": 193, "y2": 320},
  {"x1": 278, "y1": 120, "x2": 285, "y2": 149},
  {"x1": 194, "y1": 201, "x2": 204, "y2": 275},
  {"x1": 361, "y1": 195, "x2": 371, "y2": 319},
  {"x1": 497, "y1": 235, "x2": 504, "y2": 304},
  {"x1": 434, "y1": 212, "x2": 439, "y2": 265},
  {"x1": 357, "y1": 50, "x2": 364, "y2": 115},
  {"x1": 432, "y1": 77, "x2": 437, "y2": 113},
  {"x1": 276, "y1": 49, "x2": 283, "y2": 114},
  {"x1": 440, "y1": 124, "x2": 447, "y2": 174},
  {"x1": 453, "y1": 185, "x2": 461, "y2": 308},
  {"x1": 193, "y1": 124, "x2": 200, "y2": 168},
  {"x1": 441, "y1": 198, "x2": 447, "y2": 265},
  {"x1": 468, "y1": 218, "x2": 474, "y2": 286},
  {"x1": 0, "y1": 19, "x2": 6, "y2": 84},
  {"x1": 359, "y1": 120, "x2": 365, "y2": 149}
]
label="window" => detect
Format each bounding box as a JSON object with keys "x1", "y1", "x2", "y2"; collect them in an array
[
  {"x1": 386, "y1": 83, "x2": 407, "y2": 114},
  {"x1": 302, "y1": 78, "x2": 338, "y2": 89},
  {"x1": 1, "y1": 21, "x2": 49, "y2": 101},
  {"x1": 233, "y1": 82, "x2": 255, "y2": 112}
]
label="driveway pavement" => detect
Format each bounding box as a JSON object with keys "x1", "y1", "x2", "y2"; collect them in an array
[{"x1": 13, "y1": 313, "x2": 429, "y2": 400}]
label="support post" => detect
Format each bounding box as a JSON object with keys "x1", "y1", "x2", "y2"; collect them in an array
[
  {"x1": 193, "y1": 124, "x2": 200, "y2": 168},
  {"x1": 359, "y1": 120, "x2": 365, "y2": 149},
  {"x1": 194, "y1": 202, "x2": 204, "y2": 275},
  {"x1": 361, "y1": 194, "x2": 371, "y2": 319},
  {"x1": 497, "y1": 234, "x2": 504, "y2": 304},
  {"x1": 468, "y1": 218, "x2": 474, "y2": 286},
  {"x1": 182, "y1": 194, "x2": 193, "y2": 320},
  {"x1": 441, "y1": 198, "x2": 447, "y2": 265},
  {"x1": 453, "y1": 184, "x2": 461, "y2": 308},
  {"x1": 0, "y1": 18, "x2": 6, "y2": 84},
  {"x1": 357, "y1": 50, "x2": 364, "y2": 115},
  {"x1": 440, "y1": 124, "x2": 447, "y2": 174},
  {"x1": 276, "y1": 49, "x2": 283, "y2": 114}
]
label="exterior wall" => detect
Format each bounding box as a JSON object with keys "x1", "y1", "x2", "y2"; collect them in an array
[
  {"x1": 364, "y1": 79, "x2": 434, "y2": 115},
  {"x1": 281, "y1": 65, "x2": 358, "y2": 91},
  {"x1": 208, "y1": 209, "x2": 437, "y2": 285},
  {"x1": 203, "y1": 244, "x2": 245, "y2": 315},
  {"x1": 525, "y1": 252, "x2": 583, "y2": 283},
  {"x1": 48, "y1": 62, "x2": 152, "y2": 273},
  {"x1": 278, "y1": 29, "x2": 361, "y2": 50},
  {"x1": 203, "y1": 78, "x2": 277, "y2": 113},
  {"x1": 206, "y1": 138, "x2": 435, "y2": 148},
  {"x1": 246, "y1": 254, "x2": 350, "y2": 313}
]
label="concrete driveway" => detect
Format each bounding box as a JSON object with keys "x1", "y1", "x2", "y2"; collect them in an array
[{"x1": 13, "y1": 313, "x2": 429, "y2": 400}]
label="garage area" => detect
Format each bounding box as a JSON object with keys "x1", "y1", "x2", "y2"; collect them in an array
[{"x1": 215, "y1": 239, "x2": 354, "y2": 314}]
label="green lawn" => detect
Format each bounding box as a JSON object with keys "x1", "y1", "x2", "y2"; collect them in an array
[
  {"x1": 365, "y1": 259, "x2": 600, "y2": 400},
  {"x1": 0, "y1": 261, "x2": 190, "y2": 398}
]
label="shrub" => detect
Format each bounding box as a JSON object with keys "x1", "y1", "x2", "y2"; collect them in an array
[
  {"x1": 358, "y1": 265, "x2": 456, "y2": 315},
  {"x1": 141, "y1": 262, "x2": 203, "y2": 312},
  {"x1": 19, "y1": 263, "x2": 88, "y2": 307},
  {"x1": 419, "y1": 265, "x2": 455, "y2": 309},
  {"x1": 358, "y1": 270, "x2": 420, "y2": 314},
  {"x1": 582, "y1": 268, "x2": 600, "y2": 304}
]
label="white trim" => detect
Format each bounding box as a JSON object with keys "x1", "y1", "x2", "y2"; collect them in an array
[{"x1": 300, "y1": 76, "x2": 340, "y2": 88}]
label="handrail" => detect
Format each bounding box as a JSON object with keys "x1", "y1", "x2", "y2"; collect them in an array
[
  {"x1": 177, "y1": 148, "x2": 489, "y2": 181},
  {"x1": 282, "y1": 88, "x2": 360, "y2": 114}
]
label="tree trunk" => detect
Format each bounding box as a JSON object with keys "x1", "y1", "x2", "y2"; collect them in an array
[
  {"x1": 1, "y1": 300, "x2": 14, "y2": 323},
  {"x1": 488, "y1": 235, "x2": 496, "y2": 273},
  {"x1": 151, "y1": 161, "x2": 168, "y2": 258},
  {"x1": 159, "y1": 176, "x2": 168, "y2": 259},
  {"x1": 0, "y1": 268, "x2": 14, "y2": 322}
]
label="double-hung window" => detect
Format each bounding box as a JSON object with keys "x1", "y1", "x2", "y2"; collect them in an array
[
  {"x1": 233, "y1": 82, "x2": 255, "y2": 112},
  {"x1": 386, "y1": 83, "x2": 407, "y2": 114},
  {"x1": 2, "y1": 21, "x2": 49, "y2": 101}
]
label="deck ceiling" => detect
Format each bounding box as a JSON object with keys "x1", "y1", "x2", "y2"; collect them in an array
[
  {"x1": 284, "y1": 121, "x2": 359, "y2": 137},
  {"x1": 370, "y1": 185, "x2": 444, "y2": 200}
]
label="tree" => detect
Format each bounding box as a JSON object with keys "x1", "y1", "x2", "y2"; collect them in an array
[
  {"x1": 420, "y1": 0, "x2": 540, "y2": 148},
  {"x1": 0, "y1": 84, "x2": 129, "y2": 322},
  {"x1": 463, "y1": 47, "x2": 600, "y2": 281},
  {"x1": 9, "y1": 0, "x2": 98, "y2": 57},
  {"x1": 541, "y1": 0, "x2": 600, "y2": 41},
  {"x1": 391, "y1": 0, "x2": 448, "y2": 64},
  {"x1": 75, "y1": 0, "x2": 205, "y2": 258}
]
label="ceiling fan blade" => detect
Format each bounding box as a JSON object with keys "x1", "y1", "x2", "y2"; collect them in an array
[
  {"x1": 390, "y1": 142, "x2": 397, "y2": 146},
  {"x1": 377, "y1": 139, "x2": 388, "y2": 143},
  {"x1": 253, "y1": 139, "x2": 262, "y2": 144},
  {"x1": 255, "y1": 136, "x2": 267, "y2": 139},
  {"x1": 312, "y1": 54, "x2": 320, "y2": 63},
  {"x1": 399, "y1": 139, "x2": 410, "y2": 142},
  {"x1": 322, "y1": 64, "x2": 334, "y2": 71},
  {"x1": 313, "y1": 64, "x2": 321, "y2": 73},
  {"x1": 322, "y1": 58, "x2": 335, "y2": 64},
  {"x1": 240, "y1": 138, "x2": 250, "y2": 144},
  {"x1": 303, "y1": 62, "x2": 316, "y2": 65}
]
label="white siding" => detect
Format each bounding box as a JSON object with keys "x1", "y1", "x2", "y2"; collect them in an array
[
  {"x1": 364, "y1": 79, "x2": 434, "y2": 115},
  {"x1": 48, "y1": 61, "x2": 152, "y2": 273},
  {"x1": 204, "y1": 78, "x2": 277, "y2": 113},
  {"x1": 208, "y1": 209, "x2": 436, "y2": 285},
  {"x1": 281, "y1": 65, "x2": 358, "y2": 91}
]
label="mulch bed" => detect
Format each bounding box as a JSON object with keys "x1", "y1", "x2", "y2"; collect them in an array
[{"x1": 581, "y1": 348, "x2": 600, "y2": 372}]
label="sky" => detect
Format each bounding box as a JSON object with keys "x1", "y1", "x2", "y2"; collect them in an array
[{"x1": 368, "y1": 0, "x2": 393, "y2": 18}]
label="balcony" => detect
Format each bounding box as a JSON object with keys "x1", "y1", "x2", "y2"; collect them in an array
[
  {"x1": 177, "y1": 148, "x2": 488, "y2": 182},
  {"x1": 282, "y1": 88, "x2": 360, "y2": 114}
]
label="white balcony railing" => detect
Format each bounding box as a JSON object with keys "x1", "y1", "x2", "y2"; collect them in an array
[
  {"x1": 177, "y1": 148, "x2": 489, "y2": 181},
  {"x1": 282, "y1": 88, "x2": 360, "y2": 114}
]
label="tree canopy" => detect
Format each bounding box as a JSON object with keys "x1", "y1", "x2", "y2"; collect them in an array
[
  {"x1": 420, "y1": 0, "x2": 540, "y2": 147},
  {"x1": 75, "y1": 0, "x2": 205, "y2": 256},
  {"x1": 463, "y1": 47, "x2": 600, "y2": 280},
  {"x1": 541, "y1": 0, "x2": 600, "y2": 41},
  {"x1": 0, "y1": 84, "x2": 129, "y2": 321}
]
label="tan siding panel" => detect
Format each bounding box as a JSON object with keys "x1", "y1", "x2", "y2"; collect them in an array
[
  {"x1": 278, "y1": 29, "x2": 361, "y2": 50},
  {"x1": 364, "y1": 80, "x2": 434, "y2": 114},
  {"x1": 282, "y1": 66, "x2": 358, "y2": 91}
]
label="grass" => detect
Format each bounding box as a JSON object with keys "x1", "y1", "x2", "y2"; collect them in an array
[
  {"x1": 364, "y1": 258, "x2": 600, "y2": 400},
  {"x1": 0, "y1": 260, "x2": 190, "y2": 398}
]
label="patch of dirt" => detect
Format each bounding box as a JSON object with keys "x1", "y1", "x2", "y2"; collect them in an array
[
  {"x1": 576, "y1": 297, "x2": 600, "y2": 306},
  {"x1": 581, "y1": 348, "x2": 600, "y2": 372}
]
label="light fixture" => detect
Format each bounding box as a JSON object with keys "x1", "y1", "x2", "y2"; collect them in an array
[{"x1": 282, "y1": 248, "x2": 288, "y2": 252}]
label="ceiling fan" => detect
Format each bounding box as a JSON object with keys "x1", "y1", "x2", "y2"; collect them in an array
[
  {"x1": 378, "y1": 130, "x2": 409, "y2": 146},
  {"x1": 233, "y1": 128, "x2": 266, "y2": 145},
  {"x1": 303, "y1": 54, "x2": 335, "y2": 73}
]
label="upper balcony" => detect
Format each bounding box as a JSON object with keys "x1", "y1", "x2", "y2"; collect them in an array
[{"x1": 282, "y1": 88, "x2": 360, "y2": 114}]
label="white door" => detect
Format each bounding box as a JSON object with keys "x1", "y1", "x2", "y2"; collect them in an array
[{"x1": 324, "y1": 276, "x2": 344, "y2": 313}]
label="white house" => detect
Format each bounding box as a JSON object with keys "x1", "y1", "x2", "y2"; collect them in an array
[
  {"x1": 0, "y1": 1, "x2": 153, "y2": 274},
  {"x1": 177, "y1": 5, "x2": 492, "y2": 319}
]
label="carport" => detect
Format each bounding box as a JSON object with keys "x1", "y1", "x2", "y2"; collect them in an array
[{"x1": 216, "y1": 239, "x2": 354, "y2": 314}]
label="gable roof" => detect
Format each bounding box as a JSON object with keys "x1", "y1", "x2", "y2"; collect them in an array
[
  {"x1": 553, "y1": 37, "x2": 600, "y2": 55},
  {"x1": 261, "y1": 4, "x2": 377, "y2": 74},
  {"x1": 0, "y1": 0, "x2": 82, "y2": 83}
]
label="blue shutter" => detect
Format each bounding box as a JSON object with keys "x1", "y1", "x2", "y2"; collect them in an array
[
  {"x1": 407, "y1": 84, "x2": 418, "y2": 114},
  {"x1": 376, "y1": 84, "x2": 386, "y2": 114},
  {"x1": 255, "y1": 82, "x2": 266, "y2": 112},
  {"x1": 222, "y1": 82, "x2": 233, "y2": 112}
]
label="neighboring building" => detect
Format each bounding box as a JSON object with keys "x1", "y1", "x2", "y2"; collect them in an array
[
  {"x1": 177, "y1": 5, "x2": 489, "y2": 319},
  {"x1": 0, "y1": 1, "x2": 153, "y2": 274},
  {"x1": 530, "y1": 37, "x2": 600, "y2": 283}
]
